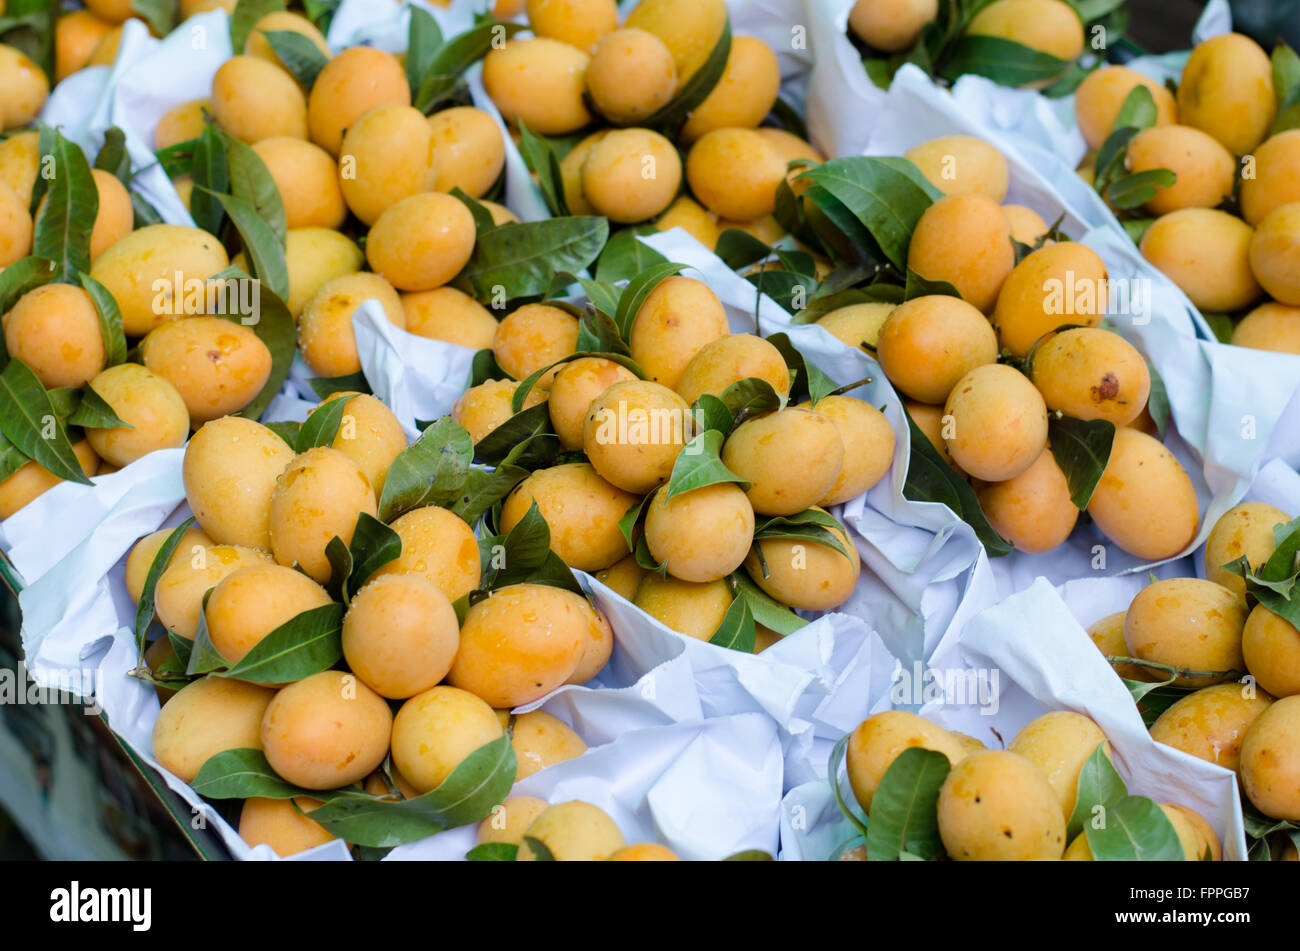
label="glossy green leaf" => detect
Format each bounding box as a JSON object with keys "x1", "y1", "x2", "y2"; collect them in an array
[
  {"x1": 708, "y1": 591, "x2": 754, "y2": 652},
  {"x1": 218, "y1": 602, "x2": 344, "y2": 684},
  {"x1": 377, "y1": 417, "x2": 475, "y2": 522},
  {"x1": 295, "y1": 394, "x2": 349, "y2": 452},
  {"x1": 1067, "y1": 742, "x2": 1127, "y2": 841},
  {"x1": 132, "y1": 517, "x2": 196, "y2": 657},
  {"x1": 665, "y1": 429, "x2": 748, "y2": 500},
  {"x1": 1048, "y1": 414, "x2": 1115, "y2": 510},
  {"x1": 460, "y1": 217, "x2": 609, "y2": 302},
  {"x1": 32, "y1": 130, "x2": 97, "y2": 281},
  {"x1": 78, "y1": 272, "x2": 128, "y2": 367},
  {"x1": 0, "y1": 359, "x2": 91, "y2": 485},
  {"x1": 866, "y1": 747, "x2": 950, "y2": 861}
]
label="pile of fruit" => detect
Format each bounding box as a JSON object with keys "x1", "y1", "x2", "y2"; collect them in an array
[{"x1": 1, "y1": 0, "x2": 1298, "y2": 862}]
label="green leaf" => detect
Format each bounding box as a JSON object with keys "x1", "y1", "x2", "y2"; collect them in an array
[
  {"x1": 448, "y1": 464, "x2": 529, "y2": 528},
  {"x1": 940, "y1": 35, "x2": 1070, "y2": 87},
  {"x1": 639, "y1": 17, "x2": 731, "y2": 128},
  {"x1": 204, "y1": 267, "x2": 296, "y2": 421},
  {"x1": 309, "y1": 371, "x2": 371, "y2": 399},
  {"x1": 693, "y1": 393, "x2": 734, "y2": 436},
  {"x1": 452, "y1": 186, "x2": 497, "y2": 235},
  {"x1": 460, "y1": 218, "x2": 609, "y2": 302},
  {"x1": 132, "y1": 517, "x2": 196, "y2": 657},
  {"x1": 1272, "y1": 42, "x2": 1300, "y2": 119},
  {"x1": 426, "y1": 19, "x2": 526, "y2": 82},
  {"x1": 574, "y1": 304, "x2": 630, "y2": 355},
  {"x1": 466, "y1": 842, "x2": 518, "y2": 861},
  {"x1": 32, "y1": 130, "x2": 98, "y2": 282},
  {"x1": 865, "y1": 747, "x2": 950, "y2": 861},
  {"x1": 185, "y1": 592, "x2": 232, "y2": 676},
  {"x1": 722, "y1": 849, "x2": 774, "y2": 861},
  {"x1": 764, "y1": 332, "x2": 840, "y2": 406},
  {"x1": 1048, "y1": 415, "x2": 1115, "y2": 510},
  {"x1": 515, "y1": 120, "x2": 569, "y2": 217},
  {"x1": 797, "y1": 157, "x2": 940, "y2": 271},
  {"x1": 78, "y1": 273, "x2": 128, "y2": 367},
  {"x1": 190, "y1": 748, "x2": 303, "y2": 800},
  {"x1": 1066, "y1": 742, "x2": 1126, "y2": 841},
  {"x1": 189, "y1": 124, "x2": 229, "y2": 237},
  {"x1": 377, "y1": 417, "x2": 476, "y2": 522},
  {"x1": 510, "y1": 349, "x2": 642, "y2": 414},
  {"x1": 201, "y1": 190, "x2": 290, "y2": 302},
  {"x1": 295, "y1": 394, "x2": 350, "y2": 452},
  {"x1": 665, "y1": 429, "x2": 748, "y2": 500},
  {"x1": 707, "y1": 590, "x2": 754, "y2": 652},
  {"x1": 523, "y1": 836, "x2": 556, "y2": 861},
  {"x1": 1112, "y1": 84, "x2": 1159, "y2": 134},
  {"x1": 718, "y1": 377, "x2": 783, "y2": 429},
  {"x1": 222, "y1": 132, "x2": 288, "y2": 244},
  {"x1": 1202, "y1": 312, "x2": 1235, "y2": 345},
  {"x1": 230, "y1": 0, "x2": 286, "y2": 54},
  {"x1": 480, "y1": 499, "x2": 553, "y2": 590},
  {"x1": 714, "y1": 228, "x2": 772, "y2": 271},
  {"x1": 904, "y1": 269, "x2": 961, "y2": 301},
  {"x1": 68, "y1": 384, "x2": 130, "y2": 429},
  {"x1": 130, "y1": 0, "x2": 175, "y2": 38},
  {"x1": 338, "y1": 511, "x2": 402, "y2": 599},
  {"x1": 93, "y1": 126, "x2": 132, "y2": 187},
  {"x1": 154, "y1": 137, "x2": 199, "y2": 179},
  {"x1": 732, "y1": 571, "x2": 806, "y2": 636},
  {"x1": 0, "y1": 359, "x2": 92, "y2": 485},
  {"x1": 613, "y1": 261, "x2": 685, "y2": 340},
  {"x1": 1107, "y1": 168, "x2": 1177, "y2": 210},
  {"x1": 1086, "y1": 795, "x2": 1186, "y2": 861},
  {"x1": 218, "y1": 602, "x2": 345, "y2": 684},
  {"x1": 617, "y1": 491, "x2": 655, "y2": 555},
  {"x1": 901, "y1": 409, "x2": 1012, "y2": 557},
  {"x1": 1144, "y1": 359, "x2": 1170, "y2": 438},
  {"x1": 595, "y1": 227, "x2": 668, "y2": 283},
  {"x1": 406, "y1": 5, "x2": 443, "y2": 98},
  {"x1": 265, "y1": 420, "x2": 300, "y2": 446},
  {"x1": 827, "y1": 732, "x2": 870, "y2": 840},
  {"x1": 753, "y1": 508, "x2": 852, "y2": 560},
  {"x1": 0, "y1": 256, "x2": 57, "y2": 316},
  {"x1": 473, "y1": 401, "x2": 559, "y2": 468}
]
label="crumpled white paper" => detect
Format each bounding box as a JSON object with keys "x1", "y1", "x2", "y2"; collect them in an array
[{"x1": 781, "y1": 574, "x2": 1253, "y2": 861}]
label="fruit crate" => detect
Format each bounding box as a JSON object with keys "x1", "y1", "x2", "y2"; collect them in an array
[{"x1": 0, "y1": 550, "x2": 231, "y2": 860}]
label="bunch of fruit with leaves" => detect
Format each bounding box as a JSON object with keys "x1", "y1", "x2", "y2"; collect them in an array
[
  {"x1": 1074, "y1": 33, "x2": 1300, "y2": 355},
  {"x1": 829, "y1": 708, "x2": 1221, "y2": 861},
  {"x1": 127, "y1": 386, "x2": 623, "y2": 858},
  {"x1": 1082, "y1": 502, "x2": 1300, "y2": 861},
  {"x1": 444, "y1": 228, "x2": 894, "y2": 651},
  {"x1": 708, "y1": 133, "x2": 1196, "y2": 562},
  {"x1": 846, "y1": 0, "x2": 1129, "y2": 95},
  {"x1": 495, "y1": 0, "x2": 822, "y2": 257},
  {"x1": 0, "y1": 117, "x2": 284, "y2": 521}
]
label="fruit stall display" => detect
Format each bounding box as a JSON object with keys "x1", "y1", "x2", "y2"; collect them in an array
[{"x1": 0, "y1": 0, "x2": 1297, "y2": 862}]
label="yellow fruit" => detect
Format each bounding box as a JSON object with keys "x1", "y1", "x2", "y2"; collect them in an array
[
  {"x1": 154, "y1": 99, "x2": 209, "y2": 151},
  {"x1": 525, "y1": 0, "x2": 618, "y2": 52},
  {"x1": 586, "y1": 28, "x2": 677, "y2": 124},
  {"x1": 297, "y1": 272, "x2": 406, "y2": 377},
  {"x1": 1087, "y1": 427, "x2": 1199, "y2": 562},
  {"x1": 846, "y1": 711, "x2": 969, "y2": 813},
  {"x1": 1239, "y1": 695, "x2": 1300, "y2": 819},
  {"x1": 1231, "y1": 302, "x2": 1300, "y2": 355},
  {"x1": 342, "y1": 573, "x2": 460, "y2": 699},
  {"x1": 1008, "y1": 711, "x2": 1108, "y2": 820},
  {"x1": 1074, "y1": 65, "x2": 1178, "y2": 151},
  {"x1": 624, "y1": 0, "x2": 726, "y2": 82},
  {"x1": 313, "y1": 392, "x2": 406, "y2": 498},
  {"x1": 1125, "y1": 578, "x2": 1247, "y2": 686},
  {"x1": 509, "y1": 709, "x2": 587, "y2": 780},
  {"x1": 937, "y1": 750, "x2": 1067, "y2": 860},
  {"x1": 428, "y1": 106, "x2": 505, "y2": 198},
  {"x1": 581, "y1": 127, "x2": 682, "y2": 223},
  {"x1": 633, "y1": 573, "x2": 731, "y2": 639},
  {"x1": 492, "y1": 303, "x2": 579, "y2": 383},
  {"x1": 517, "y1": 801, "x2": 625, "y2": 860},
  {"x1": 1149, "y1": 682, "x2": 1274, "y2": 770},
  {"x1": 252, "y1": 137, "x2": 345, "y2": 229},
  {"x1": 813, "y1": 394, "x2": 896, "y2": 505},
  {"x1": 722, "y1": 408, "x2": 846, "y2": 516},
  {"x1": 686, "y1": 128, "x2": 786, "y2": 221},
  {"x1": 124, "y1": 526, "x2": 213, "y2": 604},
  {"x1": 975, "y1": 448, "x2": 1078, "y2": 553},
  {"x1": 183, "y1": 416, "x2": 294, "y2": 550},
  {"x1": 3, "y1": 284, "x2": 106, "y2": 389},
  {"x1": 0, "y1": 440, "x2": 99, "y2": 519},
  {"x1": 204, "y1": 563, "x2": 332, "y2": 664},
  {"x1": 0, "y1": 44, "x2": 47, "y2": 131},
  {"x1": 451, "y1": 379, "x2": 547, "y2": 444},
  {"x1": 546, "y1": 357, "x2": 638, "y2": 450},
  {"x1": 904, "y1": 135, "x2": 1009, "y2": 202},
  {"x1": 152, "y1": 677, "x2": 275, "y2": 783},
  {"x1": 1028, "y1": 327, "x2": 1150, "y2": 426},
  {"x1": 1177, "y1": 33, "x2": 1275, "y2": 155},
  {"x1": 56, "y1": 10, "x2": 115, "y2": 81},
  {"x1": 992, "y1": 242, "x2": 1110, "y2": 358},
  {"x1": 1127, "y1": 125, "x2": 1236, "y2": 215},
  {"x1": 210, "y1": 55, "x2": 308, "y2": 143},
  {"x1": 907, "y1": 193, "x2": 1015, "y2": 314},
  {"x1": 965, "y1": 0, "x2": 1083, "y2": 85},
  {"x1": 482, "y1": 38, "x2": 593, "y2": 135},
  {"x1": 1203, "y1": 502, "x2": 1291, "y2": 598},
  {"x1": 816, "y1": 302, "x2": 894, "y2": 353},
  {"x1": 83, "y1": 364, "x2": 190, "y2": 467},
  {"x1": 583, "y1": 380, "x2": 690, "y2": 494},
  {"x1": 644, "y1": 481, "x2": 754, "y2": 582},
  {"x1": 1242, "y1": 605, "x2": 1300, "y2": 698},
  {"x1": 448, "y1": 584, "x2": 589, "y2": 707},
  {"x1": 244, "y1": 11, "x2": 331, "y2": 74},
  {"x1": 140, "y1": 317, "x2": 272, "y2": 425},
  {"x1": 1249, "y1": 202, "x2": 1300, "y2": 305},
  {"x1": 674, "y1": 333, "x2": 791, "y2": 407},
  {"x1": 477, "y1": 796, "x2": 549, "y2": 845},
  {"x1": 942, "y1": 363, "x2": 1047, "y2": 482},
  {"x1": 743, "y1": 512, "x2": 860, "y2": 611},
  {"x1": 1240, "y1": 130, "x2": 1300, "y2": 225},
  {"x1": 366, "y1": 191, "x2": 476, "y2": 292},
  {"x1": 261, "y1": 670, "x2": 393, "y2": 789},
  {"x1": 371, "y1": 505, "x2": 480, "y2": 603},
  {"x1": 500, "y1": 463, "x2": 639, "y2": 572},
  {"x1": 848, "y1": 0, "x2": 938, "y2": 52},
  {"x1": 401, "y1": 286, "x2": 499, "y2": 350},
  {"x1": 308, "y1": 47, "x2": 410, "y2": 156},
  {"x1": 876, "y1": 294, "x2": 998, "y2": 404},
  {"x1": 680, "y1": 36, "x2": 780, "y2": 143},
  {"x1": 238, "y1": 797, "x2": 336, "y2": 857},
  {"x1": 338, "y1": 104, "x2": 437, "y2": 226}
]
